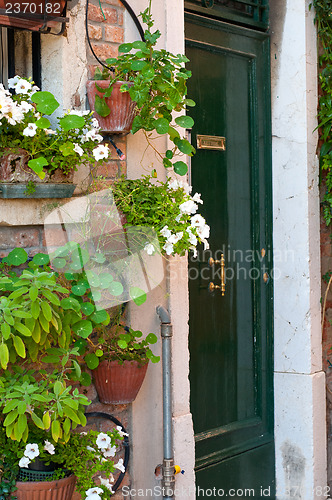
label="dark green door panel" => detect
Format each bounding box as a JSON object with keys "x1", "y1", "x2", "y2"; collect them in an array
[{"x1": 186, "y1": 13, "x2": 274, "y2": 496}]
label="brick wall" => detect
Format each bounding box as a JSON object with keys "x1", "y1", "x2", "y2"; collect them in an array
[{"x1": 0, "y1": 1, "x2": 133, "y2": 496}]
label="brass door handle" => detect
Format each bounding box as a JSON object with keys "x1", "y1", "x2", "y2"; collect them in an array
[{"x1": 208, "y1": 254, "x2": 225, "y2": 296}]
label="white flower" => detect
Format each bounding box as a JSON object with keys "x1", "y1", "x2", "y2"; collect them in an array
[
  {"x1": 179, "y1": 200, "x2": 198, "y2": 215},
  {"x1": 114, "y1": 458, "x2": 125, "y2": 473},
  {"x1": 144, "y1": 243, "x2": 155, "y2": 255},
  {"x1": 190, "y1": 246, "x2": 198, "y2": 258},
  {"x1": 74, "y1": 143, "x2": 84, "y2": 156},
  {"x1": 160, "y1": 225, "x2": 171, "y2": 239},
  {"x1": 3, "y1": 104, "x2": 24, "y2": 125},
  {"x1": 191, "y1": 214, "x2": 206, "y2": 228},
  {"x1": 84, "y1": 129, "x2": 103, "y2": 143},
  {"x1": 19, "y1": 456, "x2": 31, "y2": 468},
  {"x1": 45, "y1": 129, "x2": 56, "y2": 135},
  {"x1": 163, "y1": 241, "x2": 174, "y2": 255},
  {"x1": 167, "y1": 178, "x2": 179, "y2": 190},
  {"x1": 87, "y1": 445, "x2": 95, "y2": 452},
  {"x1": 69, "y1": 109, "x2": 90, "y2": 116},
  {"x1": 96, "y1": 432, "x2": 111, "y2": 450},
  {"x1": 91, "y1": 117, "x2": 100, "y2": 129},
  {"x1": 192, "y1": 192, "x2": 203, "y2": 204},
  {"x1": 24, "y1": 443, "x2": 39, "y2": 460},
  {"x1": 93, "y1": 144, "x2": 109, "y2": 161},
  {"x1": 85, "y1": 487, "x2": 103, "y2": 500},
  {"x1": 197, "y1": 224, "x2": 210, "y2": 239},
  {"x1": 31, "y1": 85, "x2": 40, "y2": 95},
  {"x1": 186, "y1": 227, "x2": 197, "y2": 246},
  {"x1": 99, "y1": 476, "x2": 114, "y2": 492},
  {"x1": 7, "y1": 75, "x2": 20, "y2": 89},
  {"x1": 116, "y1": 425, "x2": 129, "y2": 437},
  {"x1": 167, "y1": 231, "x2": 183, "y2": 244},
  {"x1": 15, "y1": 79, "x2": 32, "y2": 94},
  {"x1": 19, "y1": 101, "x2": 33, "y2": 114},
  {"x1": 44, "y1": 440, "x2": 55, "y2": 455},
  {"x1": 23, "y1": 123, "x2": 38, "y2": 137},
  {"x1": 175, "y1": 214, "x2": 183, "y2": 223},
  {"x1": 201, "y1": 238, "x2": 209, "y2": 250},
  {"x1": 102, "y1": 444, "x2": 116, "y2": 458}
]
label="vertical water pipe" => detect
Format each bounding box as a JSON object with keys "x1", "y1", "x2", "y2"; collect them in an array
[{"x1": 156, "y1": 305, "x2": 175, "y2": 500}]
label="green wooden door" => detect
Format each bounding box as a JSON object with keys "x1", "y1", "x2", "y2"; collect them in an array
[{"x1": 186, "y1": 13, "x2": 274, "y2": 498}]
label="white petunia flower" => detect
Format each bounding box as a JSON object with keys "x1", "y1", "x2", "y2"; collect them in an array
[
  {"x1": 73, "y1": 143, "x2": 84, "y2": 156},
  {"x1": 7, "y1": 75, "x2": 20, "y2": 89},
  {"x1": 190, "y1": 246, "x2": 198, "y2": 258},
  {"x1": 45, "y1": 129, "x2": 56, "y2": 135},
  {"x1": 186, "y1": 227, "x2": 197, "y2": 246},
  {"x1": 96, "y1": 432, "x2": 111, "y2": 450},
  {"x1": 93, "y1": 144, "x2": 109, "y2": 161},
  {"x1": 15, "y1": 79, "x2": 32, "y2": 94},
  {"x1": 44, "y1": 440, "x2": 55, "y2": 455},
  {"x1": 86, "y1": 487, "x2": 103, "y2": 497},
  {"x1": 144, "y1": 243, "x2": 155, "y2": 256},
  {"x1": 190, "y1": 214, "x2": 206, "y2": 228},
  {"x1": 19, "y1": 456, "x2": 31, "y2": 468},
  {"x1": 84, "y1": 129, "x2": 103, "y2": 143},
  {"x1": 201, "y1": 238, "x2": 209, "y2": 250},
  {"x1": 179, "y1": 180, "x2": 192, "y2": 195},
  {"x1": 3, "y1": 104, "x2": 24, "y2": 125},
  {"x1": 85, "y1": 494, "x2": 101, "y2": 500},
  {"x1": 23, "y1": 123, "x2": 38, "y2": 137},
  {"x1": 167, "y1": 231, "x2": 183, "y2": 244},
  {"x1": 179, "y1": 199, "x2": 198, "y2": 215},
  {"x1": 114, "y1": 458, "x2": 125, "y2": 473},
  {"x1": 19, "y1": 101, "x2": 33, "y2": 114},
  {"x1": 167, "y1": 178, "x2": 179, "y2": 191},
  {"x1": 197, "y1": 224, "x2": 210, "y2": 239},
  {"x1": 160, "y1": 225, "x2": 171, "y2": 239},
  {"x1": 99, "y1": 476, "x2": 114, "y2": 492},
  {"x1": 91, "y1": 117, "x2": 100, "y2": 129},
  {"x1": 102, "y1": 444, "x2": 116, "y2": 458},
  {"x1": 192, "y1": 192, "x2": 203, "y2": 204},
  {"x1": 116, "y1": 425, "x2": 129, "y2": 437},
  {"x1": 163, "y1": 241, "x2": 174, "y2": 256},
  {"x1": 24, "y1": 443, "x2": 39, "y2": 460},
  {"x1": 31, "y1": 85, "x2": 40, "y2": 95},
  {"x1": 86, "y1": 445, "x2": 95, "y2": 452}
]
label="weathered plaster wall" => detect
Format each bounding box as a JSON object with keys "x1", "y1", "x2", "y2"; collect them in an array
[{"x1": 270, "y1": 1, "x2": 326, "y2": 498}]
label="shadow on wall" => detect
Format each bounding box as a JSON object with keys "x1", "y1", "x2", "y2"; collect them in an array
[{"x1": 269, "y1": 0, "x2": 287, "y2": 112}]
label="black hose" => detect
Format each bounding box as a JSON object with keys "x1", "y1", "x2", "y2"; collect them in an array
[
  {"x1": 85, "y1": 0, "x2": 145, "y2": 70},
  {"x1": 85, "y1": 412, "x2": 130, "y2": 494}
]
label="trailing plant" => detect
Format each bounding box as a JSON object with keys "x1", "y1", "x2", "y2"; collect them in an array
[
  {"x1": 0, "y1": 75, "x2": 111, "y2": 179},
  {"x1": 93, "y1": 2, "x2": 195, "y2": 177},
  {"x1": 310, "y1": 2, "x2": 332, "y2": 224},
  {"x1": 111, "y1": 174, "x2": 210, "y2": 256}
]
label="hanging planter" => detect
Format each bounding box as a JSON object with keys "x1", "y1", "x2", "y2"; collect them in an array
[
  {"x1": 86, "y1": 81, "x2": 136, "y2": 134},
  {"x1": 92, "y1": 359, "x2": 149, "y2": 404},
  {"x1": 15, "y1": 473, "x2": 76, "y2": 500},
  {"x1": 0, "y1": 0, "x2": 67, "y2": 31},
  {"x1": 0, "y1": 148, "x2": 76, "y2": 199}
]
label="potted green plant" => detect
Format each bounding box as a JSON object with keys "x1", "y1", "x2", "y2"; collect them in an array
[
  {"x1": 86, "y1": 3, "x2": 195, "y2": 176},
  {"x1": 0, "y1": 76, "x2": 111, "y2": 199},
  {"x1": 83, "y1": 324, "x2": 160, "y2": 404}
]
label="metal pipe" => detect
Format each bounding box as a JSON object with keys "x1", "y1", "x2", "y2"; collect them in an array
[{"x1": 156, "y1": 305, "x2": 175, "y2": 500}]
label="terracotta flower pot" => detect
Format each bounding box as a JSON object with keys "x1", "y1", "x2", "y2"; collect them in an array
[
  {"x1": 93, "y1": 360, "x2": 149, "y2": 404},
  {"x1": 0, "y1": 148, "x2": 76, "y2": 198},
  {"x1": 0, "y1": 0, "x2": 66, "y2": 31},
  {"x1": 86, "y1": 80, "x2": 136, "y2": 134},
  {"x1": 15, "y1": 474, "x2": 76, "y2": 500}
]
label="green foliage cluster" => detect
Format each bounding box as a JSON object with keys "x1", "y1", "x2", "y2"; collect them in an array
[
  {"x1": 310, "y1": 1, "x2": 332, "y2": 224},
  {"x1": 94, "y1": 3, "x2": 195, "y2": 176}
]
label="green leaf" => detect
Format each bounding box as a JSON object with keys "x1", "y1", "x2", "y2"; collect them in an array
[
  {"x1": 90, "y1": 309, "x2": 109, "y2": 324},
  {"x1": 174, "y1": 138, "x2": 194, "y2": 155},
  {"x1": 61, "y1": 297, "x2": 81, "y2": 312},
  {"x1": 17, "y1": 413, "x2": 27, "y2": 436},
  {"x1": 6, "y1": 248, "x2": 28, "y2": 266},
  {"x1": 36, "y1": 117, "x2": 51, "y2": 129},
  {"x1": 175, "y1": 115, "x2": 194, "y2": 128},
  {"x1": 132, "y1": 40, "x2": 146, "y2": 49},
  {"x1": 31, "y1": 301, "x2": 40, "y2": 320},
  {"x1": 73, "y1": 320, "x2": 93, "y2": 339},
  {"x1": 130, "y1": 60, "x2": 148, "y2": 71},
  {"x1": 4, "y1": 410, "x2": 18, "y2": 427},
  {"x1": 71, "y1": 284, "x2": 87, "y2": 296},
  {"x1": 42, "y1": 355, "x2": 60, "y2": 363},
  {"x1": 59, "y1": 142, "x2": 75, "y2": 156},
  {"x1": 94, "y1": 95, "x2": 111, "y2": 118},
  {"x1": 31, "y1": 412, "x2": 44, "y2": 429},
  {"x1": 51, "y1": 420, "x2": 61, "y2": 442},
  {"x1": 62, "y1": 406, "x2": 81, "y2": 424},
  {"x1": 0, "y1": 343, "x2": 9, "y2": 369},
  {"x1": 33, "y1": 253, "x2": 50, "y2": 266},
  {"x1": 80, "y1": 302, "x2": 95, "y2": 316},
  {"x1": 85, "y1": 353, "x2": 99, "y2": 370},
  {"x1": 174, "y1": 161, "x2": 188, "y2": 176},
  {"x1": 109, "y1": 281, "x2": 124, "y2": 296},
  {"x1": 29, "y1": 286, "x2": 38, "y2": 302},
  {"x1": 42, "y1": 289, "x2": 60, "y2": 306},
  {"x1": 79, "y1": 372, "x2": 92, "y2": 386},
  {"x1": 43, "y1": 412, "x2": 51, "y2": 429},
  {"x1": 1, "y1": 323, "x2": 11, "y2": 340},
  {"x1": 166, "y1": 150, "x2": 173, "y2": 159},
  {"x1": 130, "y1": 287, "x2": 147, "y2": 306},
  {"x1": 96, "y1": 349, "x2": 103, "y2": 357},
  {"x1": 13, "y1": 336, "x2": 26, "y2": 358},
  {"x1": 146, "y1": 333, "x2": 158, "y2": 344},
  {"x1": 41, "y1": 301, "x2": 52, "y2": 322},
  {"x1": 54, "y1": 381, "x2": 62, "y2": 396},
  {"x1": 52, "y1": 258, "x2": 66, "y2": 269},
  {"x1": 28, "y1": 158, "x2": 47, "y2": 179},
  {"x1": 118, "y1": 42, "x2": 133, "y2": 53},
  {"x1": 73, "y1": 360, "x2": 81, "y2": 379},
  {"x1": 31, "y1": 91, "x2": 59, "y2": 115},
  {"x1": 155, "y1": 117, "x2": 170, "y2": 134},
  {"x1": 59, "y1": 115, "x2": 85, "y2": 131},
  {"x1": 184, "y1": 98, "x2": 196, "y2": 107},
  {"x1": 163, "y1": 158, "x2": 173, "y2": 169},
  {"x1": 15, "y1": 322, "x2": 32, "y2": 337},
  {"x1": 117, "y1": 340, "x2": 128, "y2": 349},
  {"x1": 168, "y1": 126, "x2": 180, "y2": 141}
]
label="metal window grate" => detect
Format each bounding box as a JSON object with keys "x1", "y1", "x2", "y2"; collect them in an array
[{"x1": 184, "y1": 0, "x2": 269, "y2": 31}]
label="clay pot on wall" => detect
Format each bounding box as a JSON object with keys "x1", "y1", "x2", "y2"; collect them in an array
[
  {"x1": 0, "y1": 0, "x2": 67, "y2": 31},
  {"x1": 15, "y1": 474, "x2": 76, "y2": 500},
  {"x1": 0, "y1": 149, "x2": 76, "y2": 199},
  {"x1": 86, "y1": 80, "x2": 136, "y2": 134},
  {"x1": 92, "y1": 360, "x2": 149, "y2": 404}
]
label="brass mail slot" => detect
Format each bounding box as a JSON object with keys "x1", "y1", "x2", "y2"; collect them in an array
[{"x1": 197, "y1": 134, "x2": 226, "y2": 151}]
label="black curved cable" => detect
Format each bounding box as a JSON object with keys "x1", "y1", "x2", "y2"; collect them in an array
[
  {"x1": 85, "y1": 0, "x2": 145, "y2": 70},
  {"x1": 85, "y1": 412, "x2": 130, "y2": 494}
]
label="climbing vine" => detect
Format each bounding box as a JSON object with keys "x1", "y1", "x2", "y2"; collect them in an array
[{"x1": 310, "y1": 1, "x2": 332, "y2": 225}]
